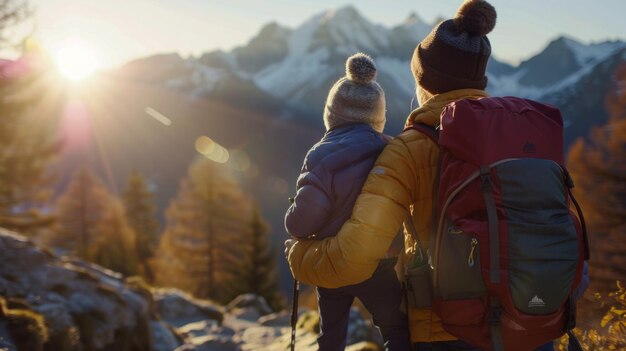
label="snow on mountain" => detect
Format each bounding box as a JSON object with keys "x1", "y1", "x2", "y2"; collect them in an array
[
  {"x1": 165, "y1": 62, "x2": 227, "y2": 93},
  {"x1": 116, "y1": 6, "x2": 626, "y2": 136},
  {"x1": 254, "y1": 5, "x2": 407, "y2": 101},
  {"x1": 376, "y1": 57, "x2": 414, "y2": 96},
  {"x1": 312, "y1": 6, "x2": 391, "y2": 54},
  {"x1": 562, "y1": 36, "x2": 625, "y2": 66},
  {"x1": 399, "y1": 12, "x2": 432, "y2": 40},
  {"x1": 487, "y1": 37, "x2": 626, "y2": 99},
  {"x1": 254, "y1": 44, "x2": 330, "y2": 99}
]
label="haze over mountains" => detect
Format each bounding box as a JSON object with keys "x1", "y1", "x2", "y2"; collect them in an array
[
  {"x1": 114, "y1": 5, "x2": 625, "y2": 137},
  {"x1": 72, "y1": 6, "x2": 625, "y2": 291}
]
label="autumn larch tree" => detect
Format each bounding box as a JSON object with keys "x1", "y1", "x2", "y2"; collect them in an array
[
  {"x1": 224, "y1": 203, "x2": 284, "y2": 311},
  {"x1": 123, "y1": 170, "x2": 160, "y2": 281},
  {"x1": 567, "y1": 61, "x2": 626, "y2": 296},
  {"x1": 154, "y1": 158, "x2": 252, "y2": 302},
  {"x1": 47, "y1": 168, "x2": 138, "y2": 275}
]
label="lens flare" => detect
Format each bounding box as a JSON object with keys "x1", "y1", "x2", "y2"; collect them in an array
[{"x1": 195, "y1": 136, "x2": 229, "y2": 163}]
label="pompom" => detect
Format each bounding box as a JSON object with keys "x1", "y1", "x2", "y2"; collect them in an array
[
  {"x1": 454, "y1": 0, "x2": 497, "y2": 36},
  {"x1": 346, "y1": 53, "x2": 377, "y2": 84}
]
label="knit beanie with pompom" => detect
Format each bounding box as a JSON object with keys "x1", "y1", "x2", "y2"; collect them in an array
[
  {"x1": 411, "y1": 0, "x2": 497, "y2": 94},
  {"x1": 323, "y1": 53, "x2": 386, "y2": 132}
]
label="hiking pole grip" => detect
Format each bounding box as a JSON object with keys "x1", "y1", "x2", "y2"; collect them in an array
[{"x1": 290, "y1": 279, "x2": 300, "y2": 351}]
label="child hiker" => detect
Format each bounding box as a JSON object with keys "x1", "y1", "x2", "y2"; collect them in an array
[{"x1": 285, "y1": 53, "x2": 411, "y2": 351}]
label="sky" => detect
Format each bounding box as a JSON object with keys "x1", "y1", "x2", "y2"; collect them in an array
[{"x1": 22, "y1": 0, "x2": 626, "y2": 69}]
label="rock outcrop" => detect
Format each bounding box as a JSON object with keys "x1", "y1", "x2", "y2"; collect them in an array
[
  {"x1": 0, "y1": 229, "x2": 182, "y2": 351},
  {"x1": 0, "y1": 229, "x2": 384, "y2": 350}
]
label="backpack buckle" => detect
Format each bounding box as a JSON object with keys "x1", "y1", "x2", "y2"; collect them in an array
[
  {"x1": 488, "y1": 306, "x2": 501, "y2": 326},
  {"x1": 479, "y1": 166, "x2": 492, "y2": 191},
  {"x1": 488, "y1": 297, "x2": 501, "y2": 326}
]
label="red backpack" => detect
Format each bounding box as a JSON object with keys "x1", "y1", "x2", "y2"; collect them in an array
[{"x1": 405, "y1": 96, "x2": 589, "y2": 351}]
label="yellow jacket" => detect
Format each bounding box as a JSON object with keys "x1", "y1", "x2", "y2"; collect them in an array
[{"x1": 287, "y1": 89, "x2": 489, "y2": 343}]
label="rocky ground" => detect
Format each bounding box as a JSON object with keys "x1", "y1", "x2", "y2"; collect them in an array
[{"x1": 0, "y1": 229, "x2": 382, "y2": 351}]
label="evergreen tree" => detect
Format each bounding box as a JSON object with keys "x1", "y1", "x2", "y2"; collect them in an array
[
  {"x1": 154, "y1": 158, "x2": 251, "y2": 302},
  {"x1": 567, "y1": 62, "x2": 626, "y2": 295},
  {"x1": 47, "y1": 168, "x2": 110, "y2": 257},
  {"x1": 0, "y1": 54, "x2": 60, "y2": 233},
  {"x1": 123, "y1": 170, "x2": 160, "y2": 281},
  {"x1": 91, "y1": 201, "x2": 139, "y2": 276},
  {"x1": 47, "y1": 168, "x2": 139, "y2": 275},
  {"x1": 224, "y1": 204, "x2": 284, "y2": 311}
]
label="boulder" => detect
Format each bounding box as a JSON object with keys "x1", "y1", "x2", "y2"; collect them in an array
[
  {"x1": 225, "y1": 294, "x2": 272, "y2": 317},
  {"x1": 0, "y1": 229, "x2": 181, "y2": 351},
  {"x1": 154, "y1": 289, "x2": 224, "y2": 327},
  {"x1": 257, "y1": 311, "x2": 290, "y2": 327}
]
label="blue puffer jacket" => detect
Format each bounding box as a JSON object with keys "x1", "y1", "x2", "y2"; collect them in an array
[{"x1": 285, "y1": 123, "x2": 388, "y2": 239}]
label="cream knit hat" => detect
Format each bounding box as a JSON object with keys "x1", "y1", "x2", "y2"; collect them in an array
[{"x1": 323, "y1": 53, "x2": 386, "y2": 132}]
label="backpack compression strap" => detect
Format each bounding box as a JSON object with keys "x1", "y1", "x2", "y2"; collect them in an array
[
  {"x1": 404, "y1": 123, "x2": 439, "y2": 144},
  {"x1": 562, "y1": 168, "x2": 590, "y2": 260}
]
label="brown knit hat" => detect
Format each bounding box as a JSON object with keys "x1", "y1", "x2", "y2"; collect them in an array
[{"x1": 411, "y1": 0, "x2": 497, "y2": 94}]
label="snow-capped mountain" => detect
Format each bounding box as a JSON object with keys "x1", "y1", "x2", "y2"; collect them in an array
[
  {"x1": 488, "y1": 36, "x2": 626, "y2": 97},
  {"x1": 90, "y1": 5, "x2": 625, "y2": 293},
  {"x1": 114, "y1": 6, "x2": 440, "y2": 132},
  {"x1": 114, "y1": 5, "x2": 625, "y2": 138}
]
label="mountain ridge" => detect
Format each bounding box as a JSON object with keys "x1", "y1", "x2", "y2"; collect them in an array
[
  {"x1": 114, "y1": 6, "x2": 625, "y2": 137},
  {"x1": 78, "y1": 6, "x2": 625, "y2": 294}
]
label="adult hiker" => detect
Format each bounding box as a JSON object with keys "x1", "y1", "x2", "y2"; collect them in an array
[{"x1": 285, "y1": 1, "x2": 589, "y2": 350}]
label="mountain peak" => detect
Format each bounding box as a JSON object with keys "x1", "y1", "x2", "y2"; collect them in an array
[
  {"x1": 403, "y1": 12, "x2": 426, "y2": 26},
  {"x1": 394, "y1": 11, "x2": 432, "y2": 43},
  {"x1": 548, "y1": 35, "x2": 583, "y2": 51},
  {"x1": 328, "y1": 5, "x2": 361, "y2": 18},
  {"x1": 547, "y1": 35, "x2": 625, "y2": 66},
  {"x1": 319, "y1": 5, "x2": 365, "y2": 24}
]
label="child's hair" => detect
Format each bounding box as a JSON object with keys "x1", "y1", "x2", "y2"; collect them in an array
[{"x1": 323, "y1": 53, "x2": 386, "y2": 132}]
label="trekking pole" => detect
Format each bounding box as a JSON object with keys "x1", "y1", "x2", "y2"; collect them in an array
[{"x1": 290, "y1": 279, "x2": 300, "y2": 351}]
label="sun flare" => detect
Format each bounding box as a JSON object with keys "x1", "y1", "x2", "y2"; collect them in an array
[{"x1": 51, "y1": 37, "x2": 104, "y2": 81}]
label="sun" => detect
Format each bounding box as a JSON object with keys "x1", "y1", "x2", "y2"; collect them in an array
[{"x1": 51, "y1": 37, "x2": 104, "y2": 81}]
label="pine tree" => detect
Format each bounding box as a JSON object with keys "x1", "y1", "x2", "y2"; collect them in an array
[
  {"x1": 123, "y1": 170, "x2": 160, "y2": 281},
  {"x1": 0, "y1": 55, "x2": 60, "y2": 233},
  {"x1": 91, "y1": 201, "x2": 139, "y2": 276},
  {"x1": 224, "y1": 204, "x2": 284, "y2": 311},
  {"x1": 47, "y1": 168, "x2": 139, "y2": 275},
  {"x1": 154, "y1": 158, "x2": 252, "y2": 302},
  {"x1": 567, "y1": 62, "x2": 626, "y2": 295},
  {"x1": 47, "y1": 168, "x2": 110, "y2": 257}
]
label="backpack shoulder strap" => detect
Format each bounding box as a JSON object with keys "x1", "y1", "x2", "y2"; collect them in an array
[
  {"x1": 404, "y1": 123, "x2": 439, "y2": 145},
  {"x1": 562, "y1": 168, "x2": 590, "y2": 260},
  {"x1": 404, "y1": 122, "x2": 441, "y2": 260}
]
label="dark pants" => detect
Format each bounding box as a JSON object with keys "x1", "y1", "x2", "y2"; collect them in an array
[
  {"x1": 413, "y1": 341, "x2": 555, "y2": 350},
  {"x1": 317, "y1": 257, "x2": 411, "y2": 351}
]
